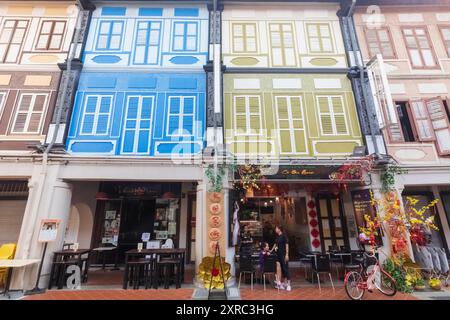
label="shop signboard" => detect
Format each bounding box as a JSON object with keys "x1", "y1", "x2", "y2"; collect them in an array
[
  {"x1": 38, "y1": 219, "x2": 61, "y2": 243},
  {"x1": 235, "y1": 165, "x2": 363, "y2": 181}
]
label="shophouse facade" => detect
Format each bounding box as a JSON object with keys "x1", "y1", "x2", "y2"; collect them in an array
[{"x1": 354, "y1": 1, "x2": 450, "y2": 255}]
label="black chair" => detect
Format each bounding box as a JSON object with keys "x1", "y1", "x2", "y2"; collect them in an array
[
  {"x1": 312, "y1": 254, "x2": 335, "y2": 292},
  {"x1": 261, "y1": 254, "x2": 278, "y2": 291},
  {"x1": 328, "y1": 251, "x2": 343, "y2": 279},
  {"x1": 343, "y1": 252, "x2": 362, "y2": 275},
  {"x1": 298, "y1": 251, "x2": 313, "y2": 279},
  {"x1": 340, "y1": 246, "x2": 350, "y2": 252},
  {"x1": 238, "y1": 255, "x2": 256, "y2": 290}
]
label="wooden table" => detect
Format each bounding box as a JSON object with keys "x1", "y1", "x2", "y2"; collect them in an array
[
  {"x1": 49, "y1": 249, "x2": 91, "y2": 289},
  {"x1": 0, "y1": 259, "x2": 40, "y2": 298},
  {"x1": 123, "y1": 248, "x2": 186, "y2": 289}
]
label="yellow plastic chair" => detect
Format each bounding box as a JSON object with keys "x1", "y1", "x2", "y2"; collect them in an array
[{"x1": 0, "y1": 243, "x2": 16, "y2": 287}]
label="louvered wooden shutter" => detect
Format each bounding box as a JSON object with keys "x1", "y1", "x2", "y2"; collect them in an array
[
  {"x1": 82, "y1": 96, "x2": 97, "y2": 134},
  {"x1": 96, "y1": 96, "x2": 111, "y2": 134},
  {"x1": 235, "y1": 97, "x2": 247, "y2": 132},
  {"x1": 331, "y1": 96, "x2": 347, "y2": 135},
  {"x1": 425, "y1": 97, "x2": 450, "y2": 155},
  {"x1": 409, "y1": 99, "x2": 435, "y2": 142},
  {"x1": 318, "y1": 96, "x2": 333, "y2": 134},
  {"x1": 384, "y1": 101, "x2": 404, "y2": 143},
  {"x1": 248, "y1": 97, "x2": 261, "y2": 131},
  {"x1": 277, "y1": 97, "x2": 292, "y2": 153},
  {"x1": 28, "y1": 94, "x2": 45, "y2": 133}
]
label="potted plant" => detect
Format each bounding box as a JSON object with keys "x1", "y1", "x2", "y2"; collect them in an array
[
  {"x1": 414, "y1": 278, "x2": 426, "y2": 291},
  {"x1": 429, "y1": 277, "x2": 442, "y2": 291}
]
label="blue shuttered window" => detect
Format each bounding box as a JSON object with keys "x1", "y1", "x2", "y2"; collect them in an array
[
  {"x1": 172, "y1": 22, "x2": 198, "y2": 51},
  {"x1": 134, "y1": 21, "x2": 162, "y2": 65},
  {"x1": 96, "y1": 20, "x2": 124, "y2": 50},
  {"x1": 167, "y1": 96, "x2": 195, "y2": 137},
  {"x1": 122, "y1": 96, "x2": 154, "y2": 154},
  {"x1": 81, "y1": 95, "x2": 113, "y2": 135}
]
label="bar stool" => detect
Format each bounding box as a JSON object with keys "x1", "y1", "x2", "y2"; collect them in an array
[
  {"x1": 155, "y1": 258, "x2": 182, "y2": 289},
  {"x1": 124, "y1": 258, "x2": 153, "y2": 289}
]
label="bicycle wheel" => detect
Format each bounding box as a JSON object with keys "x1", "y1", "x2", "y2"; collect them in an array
[
  {"x1": 344, "y1": 271, "x2": 365, "y2": 300},
  {"x1": 374, "y1": 268, "x2": 397, "y2": 296}
]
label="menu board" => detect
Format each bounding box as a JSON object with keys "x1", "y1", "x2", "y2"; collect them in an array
[
  {"x1": 351, "y1": 190, "x2": 374, "y2": 232},
  {"x1": 102, "y1": 208, "x2": 121, "y2": 246},
  {"x1": 351, "y1": 189, "x2": 383, "y2": 245}
]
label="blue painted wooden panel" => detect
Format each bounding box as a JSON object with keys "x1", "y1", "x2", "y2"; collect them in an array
[
  {"x1": 66, "y1": 72, "x2": 206, "y2": 157},
  {"x1": 139, "y1": 8, "x2": 163, "y2": 16},
  {"x1": 101, "y1": 7, "x2": 127, "y2": 16},
  {"x1": 174, "y1": 8, "x2": 199, "y2": 17}
]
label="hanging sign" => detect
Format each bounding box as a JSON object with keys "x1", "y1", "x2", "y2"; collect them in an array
[{"x1": 38, "y1": 219, "x2": 61, "y2": 243}]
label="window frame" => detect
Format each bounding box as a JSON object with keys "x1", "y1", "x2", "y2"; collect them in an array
[
  {"x1": 0, "y1": 19, "x2": 29, "y2": 63},
  {"x1": 35, "y1": 20, "x2": 67, "y2": 51},
  {"x1": 231, "y1": 22, "x2": 258, "y2": 54},
  {"x1": 133, "y1": 20, "x2": 162, "y2": 65},
  {"x1": 80, "y1": 94, "x2": 114, "y2": 136},
  {"x1": 166, "y1": 95, "x2": 196, "y2": 137},
  {"x1": 95, "y1": 20, "x2": 124, "y2": 51},
  {"x1": 438, "y1": 25, "x2": 450, "y2": 58},
  {"x1": 233, "y1": 95, "x2": 263, "y2": 136},
  {"x1": 172, "y1": 21, "x2": 198, "y2": 52},
  {"x1": 10, "y1": 92, "x2": 49, "y2": 135},
  {"x1": 275, "y1": 95, "x2": 308, "y2": 155},
  {"x1": 121, "y1": 95, "x2": 155, "y2": 154},
  {"x1": 316, "y1": 95, "x2": 349, "y2": 136},
  {"x1": 306, "y1": 23, "x2": 334, "y2": 54},
  {"x1": 401, "y1": 26, "x2": 439, "y2": 70},
  {"x1": 363, "y1": 26, "x2": 397, "y2": 59},
  {"x1": 268, "y1": 23, "x2": 297, "y2": 67},
  {"x1": 0, "y1": 91, "x2": 7, "y2": 120}
]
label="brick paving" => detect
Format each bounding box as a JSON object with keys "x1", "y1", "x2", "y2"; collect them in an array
[{"x1": 23, "y1": 285, "x2": 417, "y2": 300}]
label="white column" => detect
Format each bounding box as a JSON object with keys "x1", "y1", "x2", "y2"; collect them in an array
[
  {"x1": 432, "y1": 186, "x2": 450, "y2": 251},
  {"x1": 12, "y1": 164, "x2": 73, "y2": 289},
  {"x1": 195, "y1": 182, "x2": 206, "y2": 277}
]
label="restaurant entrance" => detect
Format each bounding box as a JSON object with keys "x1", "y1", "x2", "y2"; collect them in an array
[
  {"x1": 91, "y1": 182, "x2": 182, "y2": 264},
  {"x1": 316, "y1": 194, "x2": 349, "y2": 252}
]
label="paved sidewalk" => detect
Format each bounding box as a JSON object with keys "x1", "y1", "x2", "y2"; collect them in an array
[{"x1": 21, "y1": 286, "x2": 418, "y2": 300}]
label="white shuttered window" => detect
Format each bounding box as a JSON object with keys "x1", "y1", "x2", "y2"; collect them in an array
[{"x1": 11, "y1": 93, "x2": 48, "y2": 134}]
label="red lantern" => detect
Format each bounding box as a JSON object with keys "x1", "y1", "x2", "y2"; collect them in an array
[
  {"x1": 312, "y1": 239, "x2": 321, "y2": 248},
  {"x1": 308, "y1": 210, "x2": 317, "y2": 218},
  {"x1": 309, "y1": 219, "x2": 318, "y2": 228},
  {"x1": 307, "y1": 200, "x2": 316, "y2": 209},
  {"x1": 311, "y1": 229, "x2": 319, "y2": 238}
]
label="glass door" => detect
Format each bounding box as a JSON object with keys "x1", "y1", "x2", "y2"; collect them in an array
[
  {"x1": 316, "y1": 194, "x2": 348, "y2": 252},
  {"x1": 187, "y1": 194, "x2": 196, "y2": 263}
]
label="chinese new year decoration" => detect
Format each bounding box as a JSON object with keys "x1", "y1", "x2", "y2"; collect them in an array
[{"x1": 197, "y1": 256, "x2": 231, "y2": 289}]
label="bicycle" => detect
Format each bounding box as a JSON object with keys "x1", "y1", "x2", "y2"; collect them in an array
[{"x1": 344, "y1": 247, "x2": 397, "y2": 300}]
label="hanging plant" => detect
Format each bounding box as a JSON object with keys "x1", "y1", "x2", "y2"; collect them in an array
[
  {"x1": 329, "y1": 155, "x2": 375, "y2": 189},
  {"x1": 205, "y1": 165, "x2": 226, "y2": 193},
  {"x1": 380, "y1": 165, "x2": 408, "y2": 193},
  {"x1": 205, "y1": 163, "x2": 237, "y2": 193},
  {"x1": 234, "y1": 164, "x2": 262, "y2": 192}
]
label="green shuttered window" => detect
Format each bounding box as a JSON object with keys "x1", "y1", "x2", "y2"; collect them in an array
[
  {"x1": 276, "y1": 96, "x2": 307, "y2": 154},
  {"x1": 234, "y1": 95, "x2": 262, "y2": 135},
  {"x1": 317, "y1": 96, "x2": 348, "y2": 136},
  {"x1": 269, "y1": 23, "x2": 296, "y2": 67},
  {"x1": 307, "y1": 23, "x2": 334, "y2": 53},
  {"x1": 232, "y1": 23, "x2": 257, "y2": 53}
]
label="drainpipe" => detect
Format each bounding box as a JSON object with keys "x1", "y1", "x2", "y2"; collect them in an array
[
  {"x1": 345, "y1": 0, "x2": 381, "y2": 159},
  {"x1": 212, "y1": 0, "x2": 220, "y2": 177}
]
